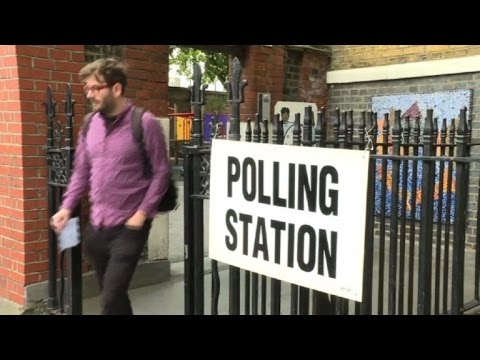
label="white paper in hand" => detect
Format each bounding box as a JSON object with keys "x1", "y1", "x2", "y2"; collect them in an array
[{"x1": 58, "y1": 217, "x2": 80, "y2": 253}]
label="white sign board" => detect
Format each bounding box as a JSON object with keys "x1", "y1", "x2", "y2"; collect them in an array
[{"x1": 209, "y1": 139, "x2": 370, "y2": 301}]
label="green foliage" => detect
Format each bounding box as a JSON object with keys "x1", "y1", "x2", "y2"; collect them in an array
[
  {"x1": 204, "y1": 95, "x2": 228, "y2": 113},
  {"x1": 169, "y1": 46, "x2": 229, "y2": 89}
]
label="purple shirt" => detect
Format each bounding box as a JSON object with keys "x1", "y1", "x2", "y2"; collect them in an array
[{"x1": 61, "y1": 103, "x2": 170, "y2": 228}]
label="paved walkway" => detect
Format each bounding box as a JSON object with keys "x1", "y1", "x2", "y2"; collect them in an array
[
  {"x1": 83, "y1": 250, "x2": 480, "y2": 315},
  {"x1": 83, "y1": 262, "x2": 186, "y2": 315}
]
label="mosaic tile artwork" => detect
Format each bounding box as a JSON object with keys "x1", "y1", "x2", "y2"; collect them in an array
[
  {"x1": 372, "y1": 90, "x2": 472, "y2": 131},
  {"x1": 371, "y1": 90, "x2": 472, "y2": 223},
  {"x1": 373, "y1": 159, "x2": 456, "y2": 223}
]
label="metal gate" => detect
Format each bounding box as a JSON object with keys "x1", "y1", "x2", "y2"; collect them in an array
[
  {"x1": 45, "y1": 85, "x2": 82, "y2": 315},
  {"x1": 183, "y1": 58, "x2": 480, "y2": 315}
]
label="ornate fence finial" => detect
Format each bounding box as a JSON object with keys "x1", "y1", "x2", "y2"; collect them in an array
[
  {"x1": 272, "y1": 114, "x2": 280, "y2": 144},
  {"x1": 333, "y1": 108, "x2": 340, "y2": 142},
  {"x1": 225, "y1": 57, "x2": 248, "y2": 141},
  {"x1": 338, "y1": 111, "x2": 346, "y2": 142},
  {"x1": 46, "y1": 85, "x2": 56, "y2": 116},
  {"x1": 45, "y1": 85, "x2": 56, "y2": 148},
  {"x1": 383, "y1": 112, "x2": 390, "y2": 133},
  {"x1": 302, "y1": 106, "x2": 313, "y2": 147},
  {"x1": 45, "y1": 85, "x2": 63, "y2": 148},
  {"x1": 440, "y1": 118, "x2": 447, "y2": 144},
  {"x1": 347, "y1": 110, "x2": 354, "y2": 143},
  {"x1": 253, "y1": 113, "x2": 261, "y2": 143},
  {"x1": 382, "y1": 112, "x2": 390, "y2": 149},
  {"x1": 413, "y1": 116, "x2": 421, "y2": 144},
  {"x1": 262, "y1": 119, "x2": 269, "y2": 144},
  {"x1": 64, "y1": 83, "x2": 74, "y2": 116},
  {"x1": 392, "y1": 109, "x2": 402, "y2": 150},
  {"x1": 190, "y1": 63, "x2": 208, "y2": 146},
  {"x1": 403, "y1": 116, "x2": 410, "y2": 143},
  {"x1": 457, "y1": 107, "x2": 468, "y2": 137},
  {"x1": 359, "y1": 111, "x2": 366, "y2": 145},
  {"x1": 245, "y1": 118, "x2": 252, "y2": 142},
  {"x1": 424, "y1": 109, "x2": 433, "y2": 141},
  {"x1": 64, "y1": 84, "x2": 76, "y2": 149},
  {"x1": 293, "y1": 113, "x2": 301, "y2": 146},
  {"x1": 448, "y1": 118, "x2": 456, "y2": 145},
  {"x1": 392, "y1": 109, "x2": 402, "y2": 138},
  {"x1": 191, "y1": 63, "x2": 207, "y2": 106},
  {"x1": 433, "y1": 117, "x2": 438, "y2": 143},
  {"x1": 315, "y1": 107, "x2": 326, "y2": 147}
]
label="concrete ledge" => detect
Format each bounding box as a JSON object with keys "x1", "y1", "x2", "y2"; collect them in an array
[
  {"x1": 25, "y1": 259, "x2": 170, "y2": 306},
  {"x1": 327, "y1": 54, "x2": 480, "y2": 84},
  {"x1": 284, "y1": 45, "x2": 331, "y2": 55}
]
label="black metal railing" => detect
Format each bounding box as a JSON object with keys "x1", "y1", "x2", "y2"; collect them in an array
[
  {"x1": 45, "y1": 84, "x2": 82, "y2": 315},
  {"x1": 183, "y1": 58, "x2": 480, "y2": 315}
]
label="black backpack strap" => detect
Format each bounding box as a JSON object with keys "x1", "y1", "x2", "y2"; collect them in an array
[
  {"x1": 81, "y1": 111, "x2": 96, "y2": 140},
  {"x1": 131, "y1": 107, "x2": 151, "y2": 176}
]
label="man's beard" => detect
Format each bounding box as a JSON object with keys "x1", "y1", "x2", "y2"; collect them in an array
[{"x1": 89, "y1": 99, "x2": 115, "y2": 115}]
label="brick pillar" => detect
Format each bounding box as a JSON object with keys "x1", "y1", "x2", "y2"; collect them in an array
[
  {"x1": 284, "y1": 48, "x2": 330, "y2": 107},
  {"x1": 238, "y1": 46, "x2": 330, "y2": 121},
  {"x1": 124, "y1": 45, "x2": 169, "y2": 117},
  {"x1": 241, "y1": 46, "x2": 286, "y2": 121},
  {"x1": 0, "y1": 45, "x2": 86, "y2": 307},
  {"x1": 296, "y1": 50, "x2": 330, "y2": 107}
]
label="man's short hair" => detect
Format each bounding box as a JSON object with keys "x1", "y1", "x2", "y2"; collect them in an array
[{"x1": 79, "y1": 58, "x2": 127, "y2": 95}]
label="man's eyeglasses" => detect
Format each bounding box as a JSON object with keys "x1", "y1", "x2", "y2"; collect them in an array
[{"x1": 83, "y1": 84, "x2": 109, "y2": 95}]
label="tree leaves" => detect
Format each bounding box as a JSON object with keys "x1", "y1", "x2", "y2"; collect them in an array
[{"x1": 169, "y1": 46, "x2": 228, "y2": 89}]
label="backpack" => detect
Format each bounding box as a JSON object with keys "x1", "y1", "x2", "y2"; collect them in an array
[{"x1": 81, "y1": 107, "x2": 178, "y2": 213}]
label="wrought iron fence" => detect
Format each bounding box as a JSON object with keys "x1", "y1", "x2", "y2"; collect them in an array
[{"x1": 183, "y1": 58, "x2": 480, "y2": 315}]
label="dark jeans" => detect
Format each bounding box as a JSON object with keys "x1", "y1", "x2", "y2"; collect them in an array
[{"x1": 84, "y1": 220, "x2": 152, "y2": 315}]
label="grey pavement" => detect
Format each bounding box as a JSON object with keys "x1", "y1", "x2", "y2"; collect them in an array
[
  {"x1": 83, "y1": 261, "x2": 185, "y2": 315},
  {"x1": 83, "y1": 242, "x2": 480, "y2": 315}
]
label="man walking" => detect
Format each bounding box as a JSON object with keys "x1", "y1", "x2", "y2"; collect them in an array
[{"x1": 50, "y1": 58, "x2": 170, "y2": 315}]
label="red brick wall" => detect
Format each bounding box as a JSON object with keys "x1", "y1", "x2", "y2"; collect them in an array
[
  {"x1": 124, "y1": 45, "x2": 169, "y2": 117},
  {"x1": 0, "y1": 45, "x2": 86, "y2": 305},
  {"x1": 298, "y1": 50, "x2": 329, "y2": 108},
  {"x1": 283, "y1": 48, "x2": 329, "y2": 108},
  {"x1": 241, "y1": 46, "x2": 285, "y2": 120},
  {"x1": 0, "y1": 45, "x2": 170, "y2": 306},
  {"x1": 0, "y1": 45, "x2": 22, "y2": 304},
  {"x1": 240, "y1": 46, "x2": 330, "y2": 121}
]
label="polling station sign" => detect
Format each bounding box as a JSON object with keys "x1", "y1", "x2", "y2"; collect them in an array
[{"x1": 209, "y1": 139, "x2": 370, "y2": 302}]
